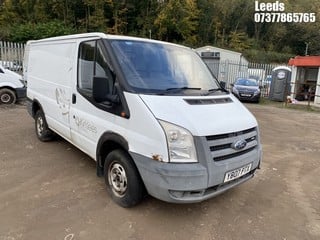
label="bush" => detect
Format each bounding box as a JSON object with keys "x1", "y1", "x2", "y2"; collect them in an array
[
  {"x1": 9, "y1": 21, "x2": 75, "y2": 42},
  {"x1": 244, "y1": 49, "x2": 294, "y2": 64}
]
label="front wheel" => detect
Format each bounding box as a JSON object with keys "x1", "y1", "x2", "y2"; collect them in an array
[
  {"x1": 104, "y1": 149, "x2": 145, "y2": 207},
  {"x1": 35, "y1": 110, "x2": 55, "y2": 141},
  {"x1": 0, "y1": 88, "x2": 16, "y2": 104}
]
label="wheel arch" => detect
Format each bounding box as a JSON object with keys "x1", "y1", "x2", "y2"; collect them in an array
[
  {"x1": 0, "y1": 86, "x2": 17, "y2": 93},
  {"x1": 29, "y1": 99, "x2": 43, "y2": 118},
  {"x1": 96, "y1": 131, "x2": 129, "y2": 177}
]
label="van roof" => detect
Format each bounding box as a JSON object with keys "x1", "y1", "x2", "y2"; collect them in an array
[{"x1": 26, "y1": 32, "x2": 186, "y2": 49}]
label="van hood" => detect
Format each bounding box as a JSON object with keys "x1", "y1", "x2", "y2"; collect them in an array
[
  {"x1": 0, "y1": 68, "x2": 24, "y2": 88},
  {"x1": 139, "y1": 94, "x2": 257, "y2": 136}
]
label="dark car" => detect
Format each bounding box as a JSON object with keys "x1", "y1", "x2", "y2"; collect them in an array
[{"x1": 231, "y1": 78, "x2": 261, "y2": 103}]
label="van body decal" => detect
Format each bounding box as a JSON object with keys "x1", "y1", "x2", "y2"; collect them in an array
[
  {"x1": 55, "y1": 88, "x2": 70, "y2": 116},
  {"x1": 74, "y1": 116, "x2": 97, "y2": 134}
]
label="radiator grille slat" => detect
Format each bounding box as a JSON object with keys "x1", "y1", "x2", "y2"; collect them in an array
[{"x1": 206, "y1": 128, "x2": 258, "y2": 162}]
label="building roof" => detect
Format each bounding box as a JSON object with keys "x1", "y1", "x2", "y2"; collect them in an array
[
  {"x1": 288, "y1": 56, "x2": 320, "y2": 67},
  {"x1": 195, "y1": 45, "x2": 242, "y2": 56}
]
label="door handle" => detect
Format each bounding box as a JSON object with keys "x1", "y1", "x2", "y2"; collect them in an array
[{"x1": 72, "y1": 94, "x2": 76, "y2": 104}]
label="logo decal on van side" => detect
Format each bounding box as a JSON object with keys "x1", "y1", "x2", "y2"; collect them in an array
[
  {"x1": 56, "y1": 88, "x2": 70, "y2": 116},
  {"x1": 74, "y1": 116, "x2": 97, "y2": 134}
]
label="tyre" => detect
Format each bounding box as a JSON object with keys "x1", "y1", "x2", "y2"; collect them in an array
[
  {"x1": 35, "y1": 110, "x2": 55, "y2": 141},
  {"x1": 104, "y1": 149, "x2": 145, "y2": 207},
  {"x1": 0, "y1": 88, "x2": 16, "y2": 104}
]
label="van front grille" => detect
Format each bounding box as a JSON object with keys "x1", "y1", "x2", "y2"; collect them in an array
[{"x1": 206, "y1": 127, "x2": 258, "y2": 162}]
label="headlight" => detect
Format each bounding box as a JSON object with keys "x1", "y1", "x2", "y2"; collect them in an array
[
  {"x1": 254, "y1": 89, "x2": 260, "y2": 95},
  {"x1": 159, "y1": 120, "x2": 197, "y2": 163}
]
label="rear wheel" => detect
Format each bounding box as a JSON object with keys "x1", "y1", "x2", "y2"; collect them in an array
[
  {"x1": 0, "y1": 88, "x2": 16, "y2": 104},
  {"x1": 35, "y1": 110, "x2": 55, "y2": 141},
  {"x1": 104, "y1": 149, "x2": 145, "y2": 207}
]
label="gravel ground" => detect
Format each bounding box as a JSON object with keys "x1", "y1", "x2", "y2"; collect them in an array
[{"x1": 0, "y1": 102, "x2": 319, "y2": 240}]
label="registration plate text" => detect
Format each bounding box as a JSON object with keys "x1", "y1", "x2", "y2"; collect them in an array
[{"x1": 224, "y1": 163, "x2": 252, "y2": 183}]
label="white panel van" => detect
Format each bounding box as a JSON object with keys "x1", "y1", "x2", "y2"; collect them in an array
[
  {"x1": 25, "y1": 33, "x2": 262, "y2": 207},
  {"x1": 0, "y1": 64, "x2": 26, "y2": 104}
]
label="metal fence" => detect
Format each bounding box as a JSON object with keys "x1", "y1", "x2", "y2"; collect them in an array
[
  {"x1": 204, "y1": 59, "x2": 320, "y2": 106},
  {"x1": 0, "y1": 41, "x2": 25, "y2": 74},
  {"x1": 204, "y1": 59, "x2": 290, "y2": 98}
]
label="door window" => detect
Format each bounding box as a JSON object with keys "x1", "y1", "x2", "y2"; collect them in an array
[{"x1": 78, "y1": 40, "x2": 114, "y2": 97}]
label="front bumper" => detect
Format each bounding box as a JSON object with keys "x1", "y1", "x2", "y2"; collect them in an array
[
  {"x1": 236, "y1": 92, "x2": 261, "y2": 102},
  {"x1": 15, "y1": 87, "x2": 26, "y2": 99},
  {"x1": 130, "y1": 136, "x2": 261, "y2": 203}
]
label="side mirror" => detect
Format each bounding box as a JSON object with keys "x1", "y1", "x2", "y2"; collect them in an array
[
  {"x1": 92, "y1": 76, "x2": 119, "y2": 104},
  {"x1": 220, "y1": 81, "x2": 226, "y2": 89}
]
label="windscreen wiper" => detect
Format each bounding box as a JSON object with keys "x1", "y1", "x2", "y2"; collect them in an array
[
  {"x1": 157, "y1": 87, "x2": 202, "y2": 94},
  {"x1": 204, "y1": 87, "x2": 229, "y2": 95},
  {"x1": 165, "y1": 87, "x2": 202, "y2": 91}
]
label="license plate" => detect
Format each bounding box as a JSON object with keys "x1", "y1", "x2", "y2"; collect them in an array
[
  {"x1": 240, "y1": 94, "x2": 251, "y2": 97},
  {"x1": 224, "y1": 163, "x2": 252, "y2": 183}
]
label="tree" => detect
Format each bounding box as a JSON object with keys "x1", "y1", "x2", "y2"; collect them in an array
[
  {"x1": 126, "y1": 0, "x2": 159, "y2": 38},
  {"x1": 0, "y1": 0, "x2": 319, "y2": 62},
  {"x1": 9, "y1": 20, "x2": 75, "y2": 42},
  {"x1": 154, "y1": 0, "x2": 199, "y2": 46},
  {"x1": 228, "y1": 31, "x2": 252, "y2": 51},
  {"x1": 105, "y1": 0, "x2": 128, "y2": 34}
]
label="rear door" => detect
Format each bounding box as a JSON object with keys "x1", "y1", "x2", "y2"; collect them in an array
[{"x1": 27, "y1": 41, "x2": 76, "y2": 139}]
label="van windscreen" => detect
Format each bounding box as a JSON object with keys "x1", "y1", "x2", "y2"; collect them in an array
[{"x1": 110, "y1": 40, "x2": 221, "y2": 95}]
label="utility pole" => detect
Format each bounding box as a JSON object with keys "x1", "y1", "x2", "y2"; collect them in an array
[{"x1": 305, "y1": 42, "x2": 309, "y2": 56}]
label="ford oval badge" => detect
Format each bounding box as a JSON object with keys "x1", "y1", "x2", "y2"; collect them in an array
[{"x1": 232, "y1": 139, "x2": 247, "y2": 150}]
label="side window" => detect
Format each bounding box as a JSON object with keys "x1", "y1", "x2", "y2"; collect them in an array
[
  {"x1": 78, "y1": 40, "x2": 114, "y2": 97},
  {"x1": 78, "y1": 41, "x2": 95, "y2": 95}
]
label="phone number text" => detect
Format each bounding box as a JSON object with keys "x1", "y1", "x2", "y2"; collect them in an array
[{"x1": 254, "y1": 12, "x2": 316, "y2": 23}]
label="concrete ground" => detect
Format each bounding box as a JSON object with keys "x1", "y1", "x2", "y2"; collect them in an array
[{"x1": 0, "y1": 103, "x2": 319, "y2": 240}]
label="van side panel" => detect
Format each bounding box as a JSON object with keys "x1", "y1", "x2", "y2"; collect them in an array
[
  {"x1": 69, "y1": 92, "x2": 169, "y2": 161},
  {"x1": 27, "y1": 41, "x2": 77, "y2": 139}
]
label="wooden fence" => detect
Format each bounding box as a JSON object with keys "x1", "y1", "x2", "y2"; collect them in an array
[{"x1": 0, "y1": 41, "x2": 25, "y2": 73}]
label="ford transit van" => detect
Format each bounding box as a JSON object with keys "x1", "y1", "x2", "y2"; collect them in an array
[{"x1": 25, "y1": 33, "x2": 262, "y2": 207}]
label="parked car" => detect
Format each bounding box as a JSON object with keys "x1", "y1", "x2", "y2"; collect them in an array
[
  {"x1": 0, "y1": 65, "x2": 26, "y2": 104},
  {"x1": 231, "y1": 78, "x2": 261, "y2": 103}
]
